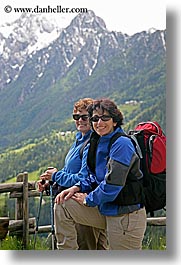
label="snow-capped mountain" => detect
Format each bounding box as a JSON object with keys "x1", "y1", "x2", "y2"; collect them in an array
[
  {"x1": 0, "y1": 10, "x2": 166, "y2": 150},
  {"x1": 0, "y1": 11, "x2": 166, "y2": 92},
  {"x1": 0, "y1": 13, "x2": 62, "y2": 90}
]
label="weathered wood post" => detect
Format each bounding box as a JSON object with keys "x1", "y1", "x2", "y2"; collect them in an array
[
  {"x1": 0, "y1": 217, "x2": 9, "y2": 240},
  {"x1": 14, "y1": 173, "x2": 24, "y2": 245},
  {"x1": 15, "y1": 172, "x2": 29, "y2": 249},
  {"x1": 22, "y1": 172, "x2": 29, "y2": 249},
  {"x1": 15, "y1": 173, "x2": 23, "y2": 220}
]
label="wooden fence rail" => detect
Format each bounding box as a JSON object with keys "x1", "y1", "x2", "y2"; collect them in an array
[{"x1": 0, "y1": 172, "x2": 166, "y2": 249}]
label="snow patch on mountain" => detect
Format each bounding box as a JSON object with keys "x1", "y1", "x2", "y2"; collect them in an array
[{"x1": 0, "y1": 13, "x2": 62, "y2": 56}]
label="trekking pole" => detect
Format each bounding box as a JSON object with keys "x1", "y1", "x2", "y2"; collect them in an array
[
  {"x1": 34, "y1": 187, "x2": 44, "y2": 249},
  {"x1": 49, "y1": 180, "x2": 55, "y2": 250}
]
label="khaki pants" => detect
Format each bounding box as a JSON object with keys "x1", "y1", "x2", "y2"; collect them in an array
[
  {"x1": 76, "y1": 224, "x2": 109, "y2": 250},
  {"x1": 54, "y1": 199, "x2": 147, "y2": 250}
]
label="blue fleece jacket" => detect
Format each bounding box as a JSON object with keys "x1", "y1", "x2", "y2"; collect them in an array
[
  {"x1": 52, "y1": 130, "x2": 91, "y2": 187},
  {"x1": 78, "y1": 127, "x2": 142, "y2": 216}
]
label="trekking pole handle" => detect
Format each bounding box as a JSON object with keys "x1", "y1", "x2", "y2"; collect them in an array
[
  {"x1": 47, "y1": 167, "x2": 54, "y2": 170},
  {"x1": 41, "y1": 179, "x2": 46, "y2": 185},
  {"x1": 41, "y1": 179, "x2": 51, "y2": 185}
]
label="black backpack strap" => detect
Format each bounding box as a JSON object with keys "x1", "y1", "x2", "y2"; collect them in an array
[
  {"x1": 108, "y1": 132, "x2": 128, "y2": 153},
  {"x1": 109, "y1": 132, "x2": 143, "y2": 159},
  {"x1": 79, "y1": 137, "x2": 91, "y2": 159},
  {"x1": 87, "y1": 132, "x2": 100, "y2": 174}
]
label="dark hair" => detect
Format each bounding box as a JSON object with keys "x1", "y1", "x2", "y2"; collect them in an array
[{"x1": 87, "y1": 98, "x2": 124, "y2": 127}]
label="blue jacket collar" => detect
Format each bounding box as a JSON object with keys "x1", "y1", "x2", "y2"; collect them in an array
[
  {"x1": 91, "y1": 127, "x2": 125, "y2": 142},
  {"x1": 76, "y1": 130, "x2": 92, "y2": 142}
]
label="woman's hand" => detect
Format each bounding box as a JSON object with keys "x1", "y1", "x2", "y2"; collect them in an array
[
  {"x1": 36, "y1": 179, "x2": 50, "y2": 192},
  {"x1": 37, "y1": 167, "x2": 57, "y2": 192},
  {"x1": 72, "y1": 192, "x2": 87, "y2": 205},
  {"x1": 40, "y1": 167, "x2": 58, "y2": 181},
  {"x1": 54, "y1": 186, "x2": 80, "y2": 204}
]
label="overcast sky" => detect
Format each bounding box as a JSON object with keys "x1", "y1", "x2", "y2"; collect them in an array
[{"x1": 0, "y1": 0, "x2": 168, "y2": 35}]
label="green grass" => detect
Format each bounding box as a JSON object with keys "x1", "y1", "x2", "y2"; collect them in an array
[
  {"x1": 0, "y1": 236, "x2": 23, "y2": 250},
  {"x1": 0, "y1": 231, "x2": 166, "y2": 250},
  {"x1": 142, "y1": 226, "x2": 166, "y2": 250},
  {"x1": 5, "y1": 170, "x2": 40, "y2": 183},
  {"x1": 118, "y1": 103, "x2": 140, "y2": 115},
  {"x1": 0, "y1": 235, "x2": 50, "y2": 250},
  {"x1": 143, "y1": 236, "x2": 166, "y2": 250}
]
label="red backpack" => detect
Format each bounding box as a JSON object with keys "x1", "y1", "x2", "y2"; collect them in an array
[
  {"x1": 132, "y1": 121, "x2": 166, "y2": 174},
  {"x1": 128, "y1": 121, "x2": 166, "y2": 215},
  {"x1": 107, "y1": 121, "x2": 166, "y2": 216}
]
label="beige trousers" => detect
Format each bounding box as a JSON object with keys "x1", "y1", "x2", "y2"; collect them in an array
[
  {"x1": 76, "y1": 224, "x2": 109, "y2": 250},
  {"x1": 54, "y1": 199, "x2": 147, "y2": 250}
]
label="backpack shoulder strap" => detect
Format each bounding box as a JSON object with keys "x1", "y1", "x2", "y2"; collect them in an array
[
  {"x1": 108, "y1": 132, "x2": 128, "y2": 153},
  {"x1": 87, "y1": 132, "x2": 100, "y2": 174},
  {"x1": 129, "y1": 134, "x2": 143, "y2": 159},
  {"x1": 79, "y1": 137, "x2": 91, "y2": 159},
  {"x1": 109, "y1": 131, "x2": 143, "y2": 160}
]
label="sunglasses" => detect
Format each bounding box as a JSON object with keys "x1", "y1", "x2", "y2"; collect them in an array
[
  {"x1": 90, "y1": 115, "x2": 112, "y2": 122},
  {"x1": 72, "y1": 114, "x2": 89, "y2": 121}
]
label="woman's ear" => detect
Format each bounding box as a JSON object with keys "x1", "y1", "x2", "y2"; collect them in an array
[{"x1": 113, "y1": 122, "x2": 117, "y2": 127}]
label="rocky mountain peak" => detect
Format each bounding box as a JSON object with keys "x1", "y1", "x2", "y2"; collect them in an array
[
  {"x1": 70, "y1": 10, "x2": 107, "y2": 31},
  {"x1": 0, "y1": 13, "x2": 63, "y2": 90},
  {"x1": 0, "y1": 13, "x2": 62, "y2": 57}
]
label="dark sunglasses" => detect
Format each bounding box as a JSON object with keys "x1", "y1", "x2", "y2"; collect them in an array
[
  {"x1": 90, "y1": 115, "x2": 112, "y2": 122},
  {"x1": 72, "y1": 114, "x2": 89, "y2": 121}
]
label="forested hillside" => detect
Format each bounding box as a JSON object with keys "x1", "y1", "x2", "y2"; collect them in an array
[{"x1": 0, "y1": 131, "x2": 75, "y2": 182}]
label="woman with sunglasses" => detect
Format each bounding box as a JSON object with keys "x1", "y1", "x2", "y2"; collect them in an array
[
  {"x1": 54, "y1": 98, "x2": 147, "y2": 250},
  {"x1": 38, "y1": 98, "x2": 108, "y2": 250}
]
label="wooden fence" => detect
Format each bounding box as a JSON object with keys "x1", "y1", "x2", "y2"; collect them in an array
[{"x1": 0, "y1": 172, "x2": 166, "y2": 249}]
